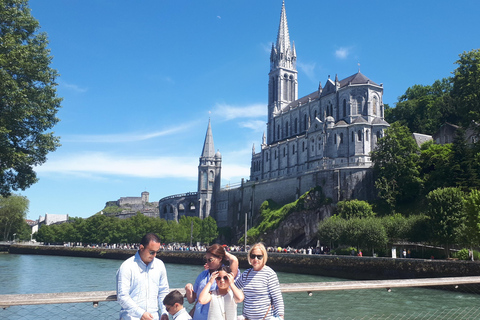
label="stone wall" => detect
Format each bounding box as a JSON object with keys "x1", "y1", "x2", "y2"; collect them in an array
[
  {"x1": 217, "y1": 166, "x2": 374, "y2": 243},
  {"x1": 8, "y1": 245, "x2": 480, "y2": 280}
]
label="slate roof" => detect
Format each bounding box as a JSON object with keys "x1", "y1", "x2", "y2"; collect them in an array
[
  {"x1": 372, "y1": 117, "x2": 389, "y2": 125},
  {"x1": 283, "y1": 71, "x2": 379, "y2": 111},
  {"x1": 339, "y1": 71, "x2": 378, "y2": 87}
]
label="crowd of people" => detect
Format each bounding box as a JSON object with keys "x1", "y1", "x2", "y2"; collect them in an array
[
  {"x1": 75, "y1": 241, "x2": 329, "y2": 257},
  {"x1": 116, "y1": 233, "x2": 285, "y2": 320}
]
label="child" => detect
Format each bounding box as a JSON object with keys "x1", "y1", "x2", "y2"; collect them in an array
[
  {"x1": 198, "y1": 266, "x2": 244, "y2": 320},
  {"x1": 163, "y1": 290, "x2": 192, "y2": 320}
]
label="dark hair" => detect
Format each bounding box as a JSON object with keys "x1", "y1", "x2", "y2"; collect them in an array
[
  {"x1": 206, "y1": 244, "x2": 227, "y2": 264},
  {"x1": 163, "y1": 290, "x2": 184, "y2": 306},
  {"x1": 140, "y1": 233, "x2": 161, "y2": 247},
  {"x1": 216, "y1": 265, "x2": 232, "y2": 274}
]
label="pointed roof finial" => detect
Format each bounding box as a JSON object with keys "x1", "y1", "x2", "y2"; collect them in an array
[
  {"x1": 201, "y1": 119, "x2": 215, "y2": 158},
  {"x1": 276, "y1": 0, "x2": 291, "y2": 55}
]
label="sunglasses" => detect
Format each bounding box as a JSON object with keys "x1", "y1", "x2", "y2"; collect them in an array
[
  {"x1": 250, "y1": 254, "x2": 264, "y2": 260},
  {"x1": 216, "y1": 276, "x2": 229, "y2": 281},
  {"x1": 205, "y1": 257, "x2": 217, "y2": 263}
]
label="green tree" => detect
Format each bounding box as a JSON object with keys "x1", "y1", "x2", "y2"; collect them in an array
[
  {"x1": 342, "y1": 218, "x2": 387, "y2": 255},
  {"x1": 0, "y1": 194, "x2": 28, "y2": 240},
  {"x1": 464, "y1": 189, "x2": 480, "y2": 248},
  {"x1": 178, "y1": 216, "x2": 201, "y2": 245},
  {"x1": 201, "y1": 216, "x2": 218, "y2": 245},
  {"x1": 381, "y1": 214, "x2": 410, "y2": 243},
  {"x1": 385, "y1": 79, "x2": 453, "y2": 135},
  {"x1": 425, "y1": 187, "x2": 466, "y2": 257},
  {"x1": 317, "y1": 215, "x2": 346, "y2": 249},
  {"x1": 336, "y1": 200, "x2": 375, "y2": 219},
  {"x1": 149, "y1": 218, "x2": 170, "y2": 244},
  {"x1": 450, "y1": 129, "x2": 479, "y2": 191},
  {"x1": 419, "y1": 141, "x2": 453, "y2": 194},
  {"x1": 371, "y1": 122, "x2": 422, "y2": 213},
  {"x1": 451, "y1": 49, "x2": 480, "y2": 126},
  {"x1": 0, "y1": 0, "x2": 62, "y2": 195}
]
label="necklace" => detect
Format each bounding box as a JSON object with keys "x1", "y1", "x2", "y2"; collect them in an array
[{"x1": 216, "y1": 289, "x2": 226, "y2": 320}]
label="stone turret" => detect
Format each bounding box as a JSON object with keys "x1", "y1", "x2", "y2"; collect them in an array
[{"x1": 197, "y1": 119, "x2": 221, "y2": 219}]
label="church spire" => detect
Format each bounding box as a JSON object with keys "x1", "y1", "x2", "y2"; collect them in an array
[
  {"x1": 276, "y1": 1, "x2": 291, "y2": 57},
  {"x1": 201, "y1": 119, "x2": 215, "y2": 158},
  {"x1": 270, "y1": 0, "x2": 296, "y2": 70},
  {"x1": 267, "y1": 1, "x2": 298, "y2": 145}
]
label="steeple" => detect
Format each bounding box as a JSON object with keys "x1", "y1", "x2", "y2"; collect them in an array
[
  {"x1": 267, "y1": 1, "x2": 298, "y2": 145},
  {"x1": 201, "y1": 119, "x2": 215, "y2": 158},
  {"x1": 276, "y1": 1, "x2": 291, "y2": 57},
  {"x1": 270, "y1": 1, "x2": 296, "y2": 70},
  {"x1": 197, "y1": 119, "x2": 221, "y2": 220}
]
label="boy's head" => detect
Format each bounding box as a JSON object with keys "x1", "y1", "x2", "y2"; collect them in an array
[{"x1": 163, "y1": 290, "x2": 184, "y2": 315}]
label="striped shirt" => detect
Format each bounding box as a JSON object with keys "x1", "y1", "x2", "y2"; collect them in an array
[{"x1": 235, "y1": 266, "x2": 284, "y2": 320}]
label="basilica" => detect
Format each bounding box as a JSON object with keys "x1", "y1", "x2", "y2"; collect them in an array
[
  {"x1": 250, "y1": 2, "x2": 389, "y2": 182},
  {"x1": 158, "y1": 2, "x2": 389, "y2": 233}
]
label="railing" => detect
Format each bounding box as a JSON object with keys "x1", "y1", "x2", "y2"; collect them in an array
[
  {"x1": 158, "y1": 192, "x2": 198, "y2": 202},
  {"x1": 2, "y1": 277, "x2": 480, "y2": 319}
]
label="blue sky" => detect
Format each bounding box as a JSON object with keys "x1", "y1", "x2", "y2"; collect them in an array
[{"x1": 22, "y1": 0, "x2": 480, "y2": 220}]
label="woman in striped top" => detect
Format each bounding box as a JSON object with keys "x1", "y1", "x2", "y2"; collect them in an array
[{"x1": 235, "y1": 243, "x2": 284, "y2": 320}]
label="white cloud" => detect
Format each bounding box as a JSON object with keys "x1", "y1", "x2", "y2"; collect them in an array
[
  {"x1": 261, "y1": 42, "x2": 272, "y2": 54},
  {"x1": 59, "y1": 80, "x2": 88, "y2": 93},
  {"x1": 163, "y1": 76, "x2": 175, "y2": 84},
  {"x1": 221, "y1": 163, "x2": 251, "y2": 182},
  {"x1": 297, "y1": 61, "x2": 317, "y2": 82},
  {"x1": 213, "y1": 103, "x2": 266, "y2": 120},
  {"x1": 335, "y1": 47, "x2": 350, "y2": 59},
  {"x1": 63, "y1": 123, "x2": 193, "y2": 143},
  {"x1": 239, "y1": 120, "x2": 266, "y2": 132},
  {"x1": 36, "y1": 152, "x2": 199, "y2": 180}
]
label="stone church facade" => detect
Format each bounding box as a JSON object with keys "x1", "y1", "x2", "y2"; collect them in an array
[{"x1": 158, "y1": 2, "x2": 389, "y2": 240}]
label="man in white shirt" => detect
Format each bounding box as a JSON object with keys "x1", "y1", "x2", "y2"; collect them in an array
[{"x1": 117, "y1": 233, "x2": 170, "y2": 320}]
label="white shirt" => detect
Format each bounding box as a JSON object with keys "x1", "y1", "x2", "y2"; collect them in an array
[
  {"x1": 208, "y1": 289, "x2": 237, "y2": 320},
  {"x1": 173, "y1": 308, "x2": 192, "y2": 320},
  {"x1": 117, "y1": 251, "x2": 170, "y2": 320}
]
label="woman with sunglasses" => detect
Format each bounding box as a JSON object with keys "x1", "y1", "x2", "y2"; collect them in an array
[
  {"x1": 197, "y1": 265, "x2": 244, "y2": 320},
  {"x1": 235, "y1": 243, "x2": 284, "y2": 320},
  {"x1": 185, "y1": 244, "x2": 239, "y2": 320}
]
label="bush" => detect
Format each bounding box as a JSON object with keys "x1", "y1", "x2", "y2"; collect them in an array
[
  {"x1": 333, "y1": 247, "x2": 357, "y2": 256},
  {"x1": 454, "y1": 248, "x2": 470, "y2": 260}
]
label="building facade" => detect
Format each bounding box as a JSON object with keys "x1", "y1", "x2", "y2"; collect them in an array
[
  {"x1": 158, "y1": 2, "x2": 389, "y2": 235},
  {"x1": 251, "y1": 2, "x2": 389, "y2": 183}
]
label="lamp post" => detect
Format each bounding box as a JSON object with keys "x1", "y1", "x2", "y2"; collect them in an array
[{"x1": 244, "y1": 213, "x2": 247, "y2": 252}]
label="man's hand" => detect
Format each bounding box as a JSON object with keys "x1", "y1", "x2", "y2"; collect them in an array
[{"x1": 140, "y1": 311, "x2": 154, "y2": 320}]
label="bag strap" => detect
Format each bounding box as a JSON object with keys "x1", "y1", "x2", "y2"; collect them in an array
[{"x1": 262, "y1": 304, "x2": 272, "y2": 320}]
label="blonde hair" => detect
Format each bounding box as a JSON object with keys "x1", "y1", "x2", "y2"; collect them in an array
[{"x1": 248, "y1": 243, "x2": 268, "y2": 266}]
